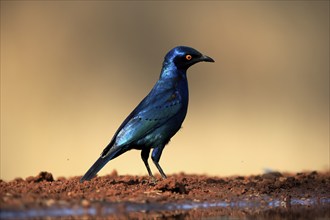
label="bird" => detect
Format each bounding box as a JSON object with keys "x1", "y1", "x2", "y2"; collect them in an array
[{"x1": 80, "y1": 46, "x2": 214, "y2": 182}]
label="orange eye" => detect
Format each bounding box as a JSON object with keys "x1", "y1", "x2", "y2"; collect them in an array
[{"x1": 185, "y1": 54, "x2": 192, "y2": 60}]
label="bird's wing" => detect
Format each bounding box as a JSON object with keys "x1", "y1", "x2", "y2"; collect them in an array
[{"x1": 101, "y1": 89, "x2": 183, "y2": 157}]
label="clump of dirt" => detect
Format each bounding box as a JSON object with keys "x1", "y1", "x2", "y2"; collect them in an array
[
  {"x1": 153, "y1": 175, "x2": 188, "y2": 194},
  {"x1": 0, "y1": 171, "x2": 329, "y2": 219},
  {"x1": 25, "y1": 171, "x2": 54, "y2": 183}
]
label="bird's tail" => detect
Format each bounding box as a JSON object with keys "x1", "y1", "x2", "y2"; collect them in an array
[
  {"x1": 80, "y1": 147, "x2": 123, "y2": 183},
  {"x1": 80, "y1": 156, "x2": 109, "y2": 183}
]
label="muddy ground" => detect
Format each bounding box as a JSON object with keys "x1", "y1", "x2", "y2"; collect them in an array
[{"x1": 1, "y1": 171, "x2": 329, "y2": 219}]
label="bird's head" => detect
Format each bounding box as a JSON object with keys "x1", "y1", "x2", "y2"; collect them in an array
[{"x1": 163, "y1": 46, "x2": 215, "y2": 71}]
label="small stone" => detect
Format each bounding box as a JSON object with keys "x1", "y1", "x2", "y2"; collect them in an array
[
  {"x1": 14, "y1": 178, "x2": 24, "y2": 182},
  {"x1": 26, "y1": 176, "x2": 35, "y2": 182},
  {"x1": 37, "y1": 172, "x2": 54, "y2": 182},
  {"x1": 262, "y1": 172, "x2": 282, "y2": 180},
  {"x1": 57, "y1": 177, "x2": 66, "y2": 182},
  {"x1": 45, "y1": 199, "x2": 55, "y2": 207},
  {"x1": 110, "y1": 170, "x2": 118, "y2": 177},
  {"x1": 81, "y1": 199, "x2": 90, "y2": 207},
  {"x1": 279, "y1": 177, "x2": 287, "y2": 182}
]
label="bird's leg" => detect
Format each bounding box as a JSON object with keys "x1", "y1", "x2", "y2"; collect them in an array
[
  {"x1": 141, "y1": 148, "x2": 153, "y2": 177},
  {"x1": 141, "y1": 148, "x2": 158, "y2": 184},
  {"x1": 151, "y1": 147, "x2": 167, "y2": 179}
]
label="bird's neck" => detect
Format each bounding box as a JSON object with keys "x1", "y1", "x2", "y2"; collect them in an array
[
  {"x1": 158, "y1": 64, "x2": 189, "y2": 103},
  {"x1": 159, "y1": 63, "x2": 186, "y2": 80}
]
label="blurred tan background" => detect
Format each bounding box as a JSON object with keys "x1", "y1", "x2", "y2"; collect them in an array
[{"x1": 1, "y1": 1, "x2": 329, "y2": 181}]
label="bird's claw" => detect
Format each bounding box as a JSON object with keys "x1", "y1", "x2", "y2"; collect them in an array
[{"x1": 149, "y1": 175, "x2": 158, "y2": 185}]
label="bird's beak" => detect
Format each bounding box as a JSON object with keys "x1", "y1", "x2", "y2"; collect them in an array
[{"x1": 200, "y1": 54, "x2": 215, "y2": 63}]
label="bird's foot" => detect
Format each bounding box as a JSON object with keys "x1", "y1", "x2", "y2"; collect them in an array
[{"x1": 149, "y1": 175, "x2": 158, "y2": 185}]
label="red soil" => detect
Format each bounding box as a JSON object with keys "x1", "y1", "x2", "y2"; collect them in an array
[{"x1": 1, "y1": 171, "x2": 329, "y2": 219}]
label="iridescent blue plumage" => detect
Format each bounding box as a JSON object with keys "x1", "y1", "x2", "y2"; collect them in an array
[{"x1": 80, "y1": 46, "x2": 214, "y2": 182}]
